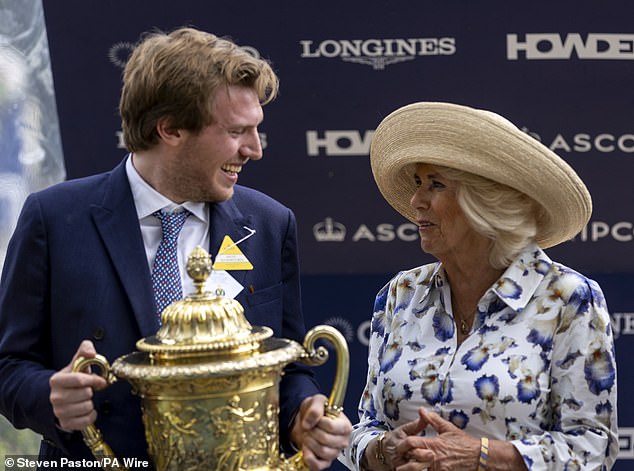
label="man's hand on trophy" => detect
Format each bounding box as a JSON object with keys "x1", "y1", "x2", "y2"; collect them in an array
[
  {"x1": 291, "y1": 393, "x2": 353, "y2": 470},
  {"x1": 49, "y1": 340, "x2": 108, "y2": 432}
]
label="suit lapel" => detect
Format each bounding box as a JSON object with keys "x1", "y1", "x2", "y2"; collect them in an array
[
  {"x1": 89, "y1": 164, "x2": 254, "y2": 336},
  {"x1": 209, "y1": 196, "x2": 253, "y2": 288},
  {"x1": 91, "y1": 161, "x2": 158, "y2": 337}
]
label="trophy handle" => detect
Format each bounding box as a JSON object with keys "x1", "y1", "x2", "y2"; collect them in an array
[
  {"x1": 71, "y1": 355, "x2": 127, "y2": 471},
  {"x1": 287, "y1": 325, "x2": 350, "y2": 471}
]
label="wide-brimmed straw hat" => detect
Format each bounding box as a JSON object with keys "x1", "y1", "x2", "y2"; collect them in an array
[{"x1": 370, "y1": 102, "x2": 592, "y2": 248}]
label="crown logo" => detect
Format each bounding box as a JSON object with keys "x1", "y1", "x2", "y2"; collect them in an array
[{"x1": 313, "y1": 218, "x2": 346, "y2": 242}]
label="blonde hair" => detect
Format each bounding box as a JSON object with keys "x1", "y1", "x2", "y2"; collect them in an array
[
  {"x1": 435, "y1": 166, "x2": 543, "y2": 269},
  {"x1": 119, "y1": 27, "x2": 279, "y2": 151}
]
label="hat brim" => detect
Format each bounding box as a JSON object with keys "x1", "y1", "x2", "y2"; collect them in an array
[{"x1": 370, "y1": 102, "x2": 592, "y2": 248}]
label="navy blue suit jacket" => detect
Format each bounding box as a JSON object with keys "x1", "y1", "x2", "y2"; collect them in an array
[{"x1": 0, "y1": 159, "x2": 319, "y2": 462}]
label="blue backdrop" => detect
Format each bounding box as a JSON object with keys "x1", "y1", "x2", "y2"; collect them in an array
[{"x1": 41, "y1": 1, "x2": 634, "y2": 468}]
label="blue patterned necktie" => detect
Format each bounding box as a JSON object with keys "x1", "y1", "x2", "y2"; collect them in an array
[{"x1": 151, "y1": 209, "x2": 191, "y2": 319}]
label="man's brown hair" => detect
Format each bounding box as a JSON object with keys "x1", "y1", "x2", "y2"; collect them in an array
[{"x1": 119, "y1": 27, "x2": 279, "y2": 151}]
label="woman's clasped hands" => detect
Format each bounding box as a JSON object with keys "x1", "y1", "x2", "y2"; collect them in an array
[{"x1": 380, "y1": 408, "x2": 481, "y2": 471}]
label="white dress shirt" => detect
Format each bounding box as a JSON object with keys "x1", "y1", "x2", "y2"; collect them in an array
[{"x1": 125, "y1": 155, "x2": 210, "y2": 297}]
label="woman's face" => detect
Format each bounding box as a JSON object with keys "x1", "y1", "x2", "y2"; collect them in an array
[{"x1": 410, "y1": 163, "x2": 488, "y2": 263}]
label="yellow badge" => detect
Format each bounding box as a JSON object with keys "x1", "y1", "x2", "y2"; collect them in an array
[{"x1": 212, "y1": 235, "x2": 254, "y2": 270}]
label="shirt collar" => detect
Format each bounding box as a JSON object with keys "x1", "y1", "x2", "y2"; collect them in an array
[
  {"x1": 491, "y1": 242, "x2": 553, "y2": 312},
  {"x1": 420, "y1": 242, "x2": 552, "y2": 313},
  {"x1": 125, "y1": 154, "x2": 208, "y2": 223},
  {"x1": 414, "y1": 262, "x2": 443, "y2": 305}
]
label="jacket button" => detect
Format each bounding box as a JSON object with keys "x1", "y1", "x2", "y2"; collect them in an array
[{"x1": 92, "y1": 326, "x2": 105, "y2": 341}]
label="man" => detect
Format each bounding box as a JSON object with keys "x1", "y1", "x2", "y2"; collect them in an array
[{"x1": 0, "y1": 27, "x2": 351, "y2": 470}]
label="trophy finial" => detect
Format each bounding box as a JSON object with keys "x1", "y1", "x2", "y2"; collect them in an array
[
  {"x1": 140, "y1": 245, "x2": 269, "y2": 353},
  {"x1": 186, "y1": 245, "x2": 212, "y2": 294}
]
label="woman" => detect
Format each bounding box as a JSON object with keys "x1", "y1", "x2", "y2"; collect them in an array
[{"x1": 340, "y1": 102, "x2": 618, "y2": 471}]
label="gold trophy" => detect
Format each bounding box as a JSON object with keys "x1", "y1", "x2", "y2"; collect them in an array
[{"x1": 73, "y1": 246, "x2": 349, "y2": 471}]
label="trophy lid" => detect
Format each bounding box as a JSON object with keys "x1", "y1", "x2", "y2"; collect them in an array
[{"x1": 136, "y1": 245, "x2": 272, "y2": 358}]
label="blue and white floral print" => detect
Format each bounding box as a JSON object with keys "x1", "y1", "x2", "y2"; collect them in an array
[{"x1": 339, "y1": 243, "x2": 618, "y2": 471}]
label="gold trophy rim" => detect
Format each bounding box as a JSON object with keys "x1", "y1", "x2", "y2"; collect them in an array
[{"x1": 71, "y1": 246, "x2": 350, "y2": 471}]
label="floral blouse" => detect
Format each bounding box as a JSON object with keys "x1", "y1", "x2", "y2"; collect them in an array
[{"x1": 340, "y1": 244, "x2": 618, "y2": 471}]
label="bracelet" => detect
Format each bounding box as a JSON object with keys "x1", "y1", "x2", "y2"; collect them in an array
[
  {"x1": 477, "y1": 436, "x2": 489, "y2": 470},
  {"x1": 375, "y1": 431, "x2": 387, "y2": 465}
]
